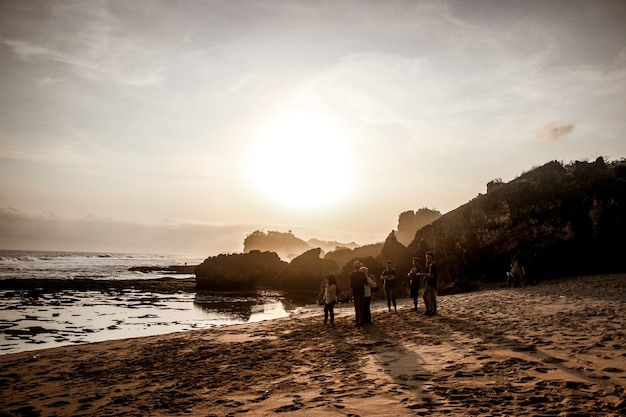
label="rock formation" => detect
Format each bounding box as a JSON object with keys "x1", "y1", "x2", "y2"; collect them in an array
[
  {"x1": 323, "y1": 243, "x2": 384, "y2": 274},
  {"x1": 272, "y1": 248, "x2": 339, "y2": 291},
  {"x1": 196, "y1": 157, "x2": 626, "y2": 296},
  {"x1": 195, "y1": 250, "x2": 287, "y2": 291},
  {"x1": 405, "y1": 158, "x2": 626, "y2": 293},
  {"x1": 243, "y1": 230, "x2": 310, "y2": 261},
  {"x1": 395, "y1": 208, "x2": 442, "y2": 246}
]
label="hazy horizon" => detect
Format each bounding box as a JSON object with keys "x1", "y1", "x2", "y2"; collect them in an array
[{"x1": 1, "y1": 1, "x2": 625, "y2": 256}]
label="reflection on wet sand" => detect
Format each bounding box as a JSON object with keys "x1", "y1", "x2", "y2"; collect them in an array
[
  {"x1": 193, "y1": 290, "x2": 318, "y2": 322},
  {"x1": 1, "y1": 289, "x2": 312, "y2": 355},
  {"x1": 194, "y1": 291, "x2": 282, "y2": 322}
]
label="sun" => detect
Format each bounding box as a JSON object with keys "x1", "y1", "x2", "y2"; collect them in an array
[{"x1": 248, "y1": 111, "x2": 354, "y2": 210}]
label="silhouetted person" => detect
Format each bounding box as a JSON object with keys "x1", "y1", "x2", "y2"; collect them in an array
[
  {"x1": 507, "y1": 254, "x2": 524, "y2": 288},
  {"x1": 408, "y1": 257, "x2": 421, "y2": 312},
  {"x1": 380, "y1": 260, "x2": 398, "y2": 312},
  {"x1": 420, "y1": 251, "x2": 437, "y2": 316},
  {"x1": 350, "y1": 260, "x2": 367, "y2": 328}
]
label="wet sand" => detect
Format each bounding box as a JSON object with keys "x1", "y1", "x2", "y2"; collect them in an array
[{"x1": 1, "y1": 274, "x2": 624, "y2": 416}]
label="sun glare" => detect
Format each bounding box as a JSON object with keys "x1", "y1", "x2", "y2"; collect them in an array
[{"x1": 248, "y1": 111, "x2": 354, "y2": 210}]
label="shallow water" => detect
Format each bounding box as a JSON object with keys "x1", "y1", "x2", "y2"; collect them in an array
[
  {"x1": 0, "y1": 250, "x2": 321, "y2": 355},
  {"x1": 0, "y1": 288, "x2": 299, "y2": 355}
]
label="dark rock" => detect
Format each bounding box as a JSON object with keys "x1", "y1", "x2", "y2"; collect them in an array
[
  {"x1": 272, "y1": 248, "x2": 338, "y2": 291},
  {"x1": 128, "y1": 265, "x2": 196, "y2": 274},
  {"x1": 323, "y1": 243, "x2": 383, "y2": 273},
  {"x1": 195, "y1": 250, "x2": 287, "y2": 291}
]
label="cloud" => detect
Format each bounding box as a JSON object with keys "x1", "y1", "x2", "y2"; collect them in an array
[
  {"x1": 0, "y1": 208, "x2": 252, "y2": 256},
  {"x1": 3, "y1": 37, "x2": 165, "y2": 86},
  {"x1": 536, "y1": 123, "x2": 575, "y2": 141}
]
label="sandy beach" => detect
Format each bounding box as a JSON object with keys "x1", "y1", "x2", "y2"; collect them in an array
[{"x1": 1, "y1": 274, "x2": 625, "y2": 417}]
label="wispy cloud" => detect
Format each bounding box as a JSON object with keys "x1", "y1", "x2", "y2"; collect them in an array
[
  {"x1": 226, "y1": 74, "x2": 262, "y2": 96},
  {"x1": 537, "y1": 123, "x2": 575, "y2": 141},
  {"x1": 3, "y1": 37, "x2": 164, "y2": 86}
]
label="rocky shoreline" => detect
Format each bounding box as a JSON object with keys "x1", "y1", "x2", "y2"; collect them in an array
[{"x1": 0, "y1": 276, "x2": 197, "y2": 294}]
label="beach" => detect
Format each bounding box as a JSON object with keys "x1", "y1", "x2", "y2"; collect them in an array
[{"x1": 1, "y1": 274, "x2": 625, "y2": 416}]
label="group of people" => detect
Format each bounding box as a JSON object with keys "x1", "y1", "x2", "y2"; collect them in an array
[{"x1": 320, "y1": 251, "x2": 438, "y2": 328}]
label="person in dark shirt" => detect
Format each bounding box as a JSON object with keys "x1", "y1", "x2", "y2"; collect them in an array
[
  {"x1": 420, "y1": 251, "x2": 438, "y2": 316},
  {"x1": 408, "y1": 257, "x2": 421, "y2": 312},
  {"x1": 380, "y1": 260, "x2": 398, "y2": 313},
  {"x1": 350, "y1": 260, "x2": 367, "y2": 328}
]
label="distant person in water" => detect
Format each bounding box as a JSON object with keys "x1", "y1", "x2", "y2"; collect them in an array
[
  {"x1": 408, "y1": 257, "x2": 421, "y2": 312},
  {"x1": 420, "y1": 251, "x2": 437, "y2": 316},
  {"x1": 381, "y1": 260, "x2": 398, "y2": 312},
  {"x1": 350, "y1": 260, "x2": 367, "y2": 328},
  {"x1": 320, "y1": 275, "x2": 337, "y2": 324},
  {"x1": 360, "y1": 265, "x2": 377, "y2": 324}
]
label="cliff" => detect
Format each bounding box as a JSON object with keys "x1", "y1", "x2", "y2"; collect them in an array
[{"x1": 403, "y1": 158, "x2": 626, "y2": 293}]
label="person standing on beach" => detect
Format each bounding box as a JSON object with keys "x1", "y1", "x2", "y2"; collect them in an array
[
  {"x1": 360, "y1": 266, "x2": 377, "y2": 324},
  {"x1": 381, "y1": 260, "x2": 398, "y2": 313},
  {"x1": 350, "y1": 260, "x2": 367, "y2": 328},
  {"x1": 420, "y1": 251, "x2": 438, "y2": 316},
  {"x1": 408, "y1": 257, "x2": 421, "y2": 312},
  {"x1": 321, "y1": 275, "x2": 337, "y2": 324},
  {"x1": 507, "y1": 254, "x2": 525, "y2": 288}
]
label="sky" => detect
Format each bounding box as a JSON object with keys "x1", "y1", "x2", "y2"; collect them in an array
[{"x1": 1, "y1": 0, "x2": 625, "y2": 256}]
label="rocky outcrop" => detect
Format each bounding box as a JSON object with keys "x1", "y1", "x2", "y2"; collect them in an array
[
  {"x1": 195, "y1": 250, "x2": 287, "y2": 291},
  {"x1": 243, "y1": 230, "x2": 310, "y2": 261},
  {"x1": 380, "y1": 232, "x2": 409, "y2": 268},
  {"x1": 323, "y1": 243, "x2": 384, "y2": 273},
  {"x1": 306, "y1": 238, "x2": 360, "y2": 253},
  {"x1": 129, "y1": 265, "x2": 195, "y2": 274},
  {"x1": 243, "y1": 230, "x2": 363, "y2": 261},
  {"x1": 196, "y1": 158, "x2": 625, "y2": 296},
  {"x1": 272, "y1": 248, "x2": 339, "y2": 291},
  {"x1": 405, "y1": 158, "x2": 626, "y2": 293},
  {"x1": 396, "y1": 208, "x2": 442, "y2": 246}
]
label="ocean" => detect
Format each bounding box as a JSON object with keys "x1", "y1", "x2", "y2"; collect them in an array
[{"x1": 0, "y1": 250, "x2": 302, "y2": 355}]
